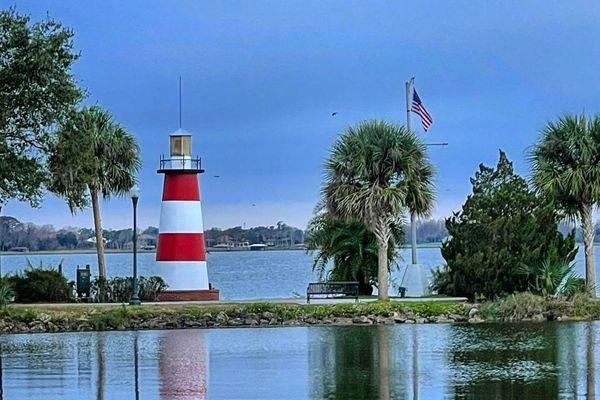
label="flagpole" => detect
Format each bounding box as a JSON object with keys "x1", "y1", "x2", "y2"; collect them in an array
[{"x1": 406, "y1": 77, "x2": 418, "y2": 265}]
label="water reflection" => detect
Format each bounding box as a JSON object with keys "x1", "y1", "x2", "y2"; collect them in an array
[
  {"x1": 158, "y1": 330, "x2": 207, "y2": 399},
  {"x1": 0, "y1": 322, "x2": 598, "y2": 399},
  {"x1": 588, "y1": 324, "x2": 596, "y2": 400}
]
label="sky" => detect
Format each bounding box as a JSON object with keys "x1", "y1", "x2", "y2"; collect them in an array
[{"x1": 5, "y1": 1, "x2": 600, "y2": 230}]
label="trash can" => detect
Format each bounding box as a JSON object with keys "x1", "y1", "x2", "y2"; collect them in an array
[{"x1": 76, "y1": 265, "x2": 91, "y2": 299}]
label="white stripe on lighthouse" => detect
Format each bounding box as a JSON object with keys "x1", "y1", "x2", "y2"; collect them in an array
[
  {"x1": 156, "y1": 261, "x2": 209, "y2": 290},
  {"x1": 159, "y1": 201, "x2": 205, "y2": 233}
]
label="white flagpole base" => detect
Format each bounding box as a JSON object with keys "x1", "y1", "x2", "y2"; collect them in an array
[{"x1": 401, "y1": 263, "x2": 429, "y2": 297}]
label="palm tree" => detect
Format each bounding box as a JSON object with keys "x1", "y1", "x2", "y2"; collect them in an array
[
  {"x1": 306, "y1": 211, "x2": 403, "y2": 295},
  {"x1": 49, "y1": 106, "x2": 141, "y2": 279},
  {"x1": 322, "y1": 120, "x2": 435, "y2": 300},
  {"x1": 530, "y1": 114, "x2": 600, "y2": 295}
]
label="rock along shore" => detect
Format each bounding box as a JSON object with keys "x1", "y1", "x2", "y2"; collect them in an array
[{"x1": 0, "y1": 294, "x2": 589, "y2": 335}]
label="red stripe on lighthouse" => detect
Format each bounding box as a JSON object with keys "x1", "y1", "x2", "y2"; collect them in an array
[
  {"x1": 157, "y1": 233, "x2": 206, "y2": 261},
  {"x1": 162, "y1": 174, "x2": 201, "y2": 201}
]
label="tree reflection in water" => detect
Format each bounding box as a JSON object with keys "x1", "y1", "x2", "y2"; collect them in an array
[{"x1": 587, "y1": 323, "x2": 595, "y2": 400}]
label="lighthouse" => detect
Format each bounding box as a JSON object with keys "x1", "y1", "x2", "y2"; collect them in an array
[{"x1": 156, "y1": 129, "x2": 219, "y2": 301}]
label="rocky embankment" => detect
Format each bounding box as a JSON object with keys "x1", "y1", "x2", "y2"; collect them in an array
[
  {"x1": 1, "y1": 293, "x2": 594, "y2": 335},
  {"x1": 0, "y1": 302, "x2": 476, "y2": 334}
]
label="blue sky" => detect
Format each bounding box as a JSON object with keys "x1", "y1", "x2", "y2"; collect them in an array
[{"x1": 6, "y1": 1, "x2": 600, "y2": 230}]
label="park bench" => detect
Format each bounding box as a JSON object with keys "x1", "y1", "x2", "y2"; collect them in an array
[{"x1": 306, "y1": 282, "x2": 359, "y2": 304}]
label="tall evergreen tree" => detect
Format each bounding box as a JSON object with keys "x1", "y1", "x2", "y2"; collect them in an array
[{"x1": 436, "y1": 151, "x2": 576, "y2": 299}]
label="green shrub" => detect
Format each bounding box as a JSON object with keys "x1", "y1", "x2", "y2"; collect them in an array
[
  {"x1": 8, "y1": 268, "x2": 72, "y2": 303},
  {"x1": 91, "y1": 276, "x2": 168, "y2": 302},
  {"x1": 485, "y1": 292, "x2": 547, "y2": 321},
  {"x1": 0, "y1": 279, "x2": 14, "y2": 310},
  {"x1": 518, "y1": 259, "x2": 586, "y2": 297},
  {"x1": 306, "y1": 213, "x2": 403, "y2": 295}
]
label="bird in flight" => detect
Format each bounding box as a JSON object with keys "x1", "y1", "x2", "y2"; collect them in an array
[
  {"x1": 331, "y1": 112, "x2": 338, "y2": 117},
  {"x1": 213, "y1": 175, "x2": 220, "y2": 178}
]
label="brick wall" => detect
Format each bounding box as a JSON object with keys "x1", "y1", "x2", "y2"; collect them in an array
[{"x1": 158, "y1": 289, "x2": 220, "y2": 302}]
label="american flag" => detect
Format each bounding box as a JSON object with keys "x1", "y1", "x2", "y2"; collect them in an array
[{"x1": 411, "y1": 89, "x2": 433, "y2": 132}]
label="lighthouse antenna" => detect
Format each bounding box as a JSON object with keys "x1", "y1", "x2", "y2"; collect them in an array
[{"x1": 178, "y1": 76, "x2": 182, "y2": 129}]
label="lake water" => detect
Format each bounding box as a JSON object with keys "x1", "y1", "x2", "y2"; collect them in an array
[
  {"x1": 0, "y1": 321, "x2": 598, "y2": 399},
  {"x1": 0, "y1": 248, "x2": 444, "y2": 300},
  {"x1": 0, "y1": 246, "x2": 598, "y2": 300}
]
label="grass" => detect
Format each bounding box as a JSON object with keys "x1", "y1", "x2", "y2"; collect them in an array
[{"x1": 478, "y1": 292, "x2": 600, "y2": 322}]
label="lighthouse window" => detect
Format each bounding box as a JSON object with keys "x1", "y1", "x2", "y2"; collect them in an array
[
  {"x1": 182, "y1": 136, "x2": 191, "y2": 156},
  {"x1": 170, "y1": 136, "x2": 183, "y2": 156}
]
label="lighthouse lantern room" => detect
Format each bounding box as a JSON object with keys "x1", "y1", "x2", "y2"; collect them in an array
[{"x1": 156, "y1": 128, "x2": 219, "y2": 301}]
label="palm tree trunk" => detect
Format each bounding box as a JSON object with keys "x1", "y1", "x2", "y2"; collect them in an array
[
  {"x1": 90, "y1": 187, "x2": 107, "y2": 279},
  {"x1": 582, "y1": 204, "x2": 596, "y2": 297},
  {"x1": 378, "y1": 239, "x2": 389, "y2": 301}
]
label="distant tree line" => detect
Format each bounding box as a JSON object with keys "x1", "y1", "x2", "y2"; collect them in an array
[
  {"x1": 204, "y1": 221, "x2": 305, "y2": 247},
  {"x1": 0, "y1": 216, "x2": 157, "y2": 251}
]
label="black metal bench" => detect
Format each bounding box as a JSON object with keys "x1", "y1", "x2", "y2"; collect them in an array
[{"x1": 307, "y1": 282, "x2": 359, "y2": 304}]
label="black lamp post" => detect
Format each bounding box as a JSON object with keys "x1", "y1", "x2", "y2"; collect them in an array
[{"x1": 129, "y1": 184, "x2": 141, "y2": 306}]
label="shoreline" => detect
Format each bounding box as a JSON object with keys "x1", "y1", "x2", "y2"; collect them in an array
[
  {"x1": 3, "y1": 242, "x2": 598, "y2": 256},
  {"x1": 0, "y1": 244, "x2": 444, "y2": 256},
  {"x1": 0, "y1": 294, "x2": 598, "y2": 335}
]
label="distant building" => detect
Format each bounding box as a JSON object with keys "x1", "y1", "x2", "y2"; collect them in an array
[
  {"x1": 8, "y1": 246, "x2": 28, "y2": 253},
  {"x1": 250, "y1": 244, "x2": 267, "y2": 251}
]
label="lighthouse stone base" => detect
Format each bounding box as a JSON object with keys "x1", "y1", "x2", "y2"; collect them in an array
[{"x1": 158, "y1": 289, "x2": 220, "y2": 302}]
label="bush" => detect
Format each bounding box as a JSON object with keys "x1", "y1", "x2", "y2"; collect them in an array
[
  {"x1": 306, "y1": 213, "x2": 403, "y2": 295},
  {"x1": 0, "y1": 279, "x2": 14, "y2": 309},
  {"x1": 8, "y1": 268, "x2": 73, "y2": 303},
  {"x1": 483, "y1": 292, "x2": 547, "y2": 321},
  {"x1": 435, "y1": 151, "x2": 576, "y2": 300},
  {"x1": 518, "y1": 259, "x2": 587, "y2": 298},
  {"x1": 91, "y1": 276, "x2": 168, "y2": 302}
]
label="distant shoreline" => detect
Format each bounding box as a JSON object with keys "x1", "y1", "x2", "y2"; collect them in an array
[{"x1": 2, "y1": 242, "x2": 597, "y2": 256}]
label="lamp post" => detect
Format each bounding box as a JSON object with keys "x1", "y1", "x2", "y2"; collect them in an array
[{"x1": 129, "y1": 184, "x2": 141, "y2": 305}]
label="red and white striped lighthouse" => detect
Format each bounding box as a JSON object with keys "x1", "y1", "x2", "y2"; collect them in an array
[{"x1": 156, "y1": 129, "x2": 218, "y2": 301}]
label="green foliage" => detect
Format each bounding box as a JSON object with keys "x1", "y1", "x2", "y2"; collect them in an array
[
  {"x1": 48, "y1": 106, "x2": 141, "y2": 210},
  {"x1": 483, "y1": 293, "x2": 547, "y2": 321},
  {"x1": 6, "y1": 307, "x2": 38, "y2": 322},
  {"x1": 530, "y1": 114, "x2": 600, "y2": 217},
  {"x1": 435, "y1": 151, "x2": 576, "y2": 299},
  {"x1": 90, "y1": 276, "x2": 168, "y2": 302},
  {"x1": 8, "y1": 268, "x2": 72, "y2": 303},
  {"x1": 89, "y1": 305, "x2": 130, "y2": 330},
  {"x1": 0, "y1": 279, "x2": 14, "y2": 309},
  {"x1": 518, "y1": 259, "x2": 586, "y2": 297},
  {"x1": 306, "y1": 212, "x2": 403, "y2": 295},
  {"x1": 0, "y1": 9, "x2": 83, "y2": 205},
  {"x1": 321, "y1": 120, "x2": 434, "y2": 299}
]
